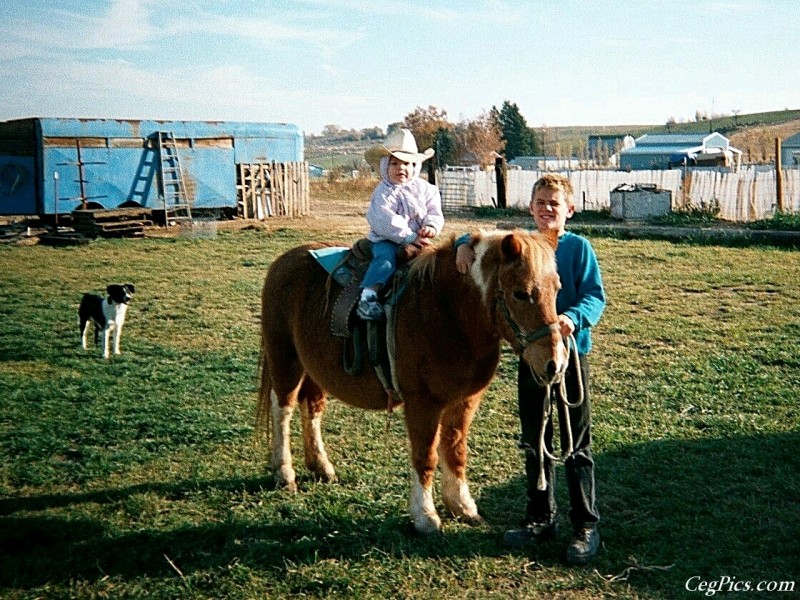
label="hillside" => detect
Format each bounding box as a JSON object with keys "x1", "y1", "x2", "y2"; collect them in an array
[{"x1": 306, "y1": 109, "x2": 800, "y2": 168}]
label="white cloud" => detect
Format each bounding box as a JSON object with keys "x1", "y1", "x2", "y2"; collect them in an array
[{"x1": 0, "y1": 1, "x2": 158, "y2": 52}]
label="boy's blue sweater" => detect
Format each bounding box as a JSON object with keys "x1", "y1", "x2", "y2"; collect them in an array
[{"x1": 555, "y1": 232, "x2": 606, "y2": 354}]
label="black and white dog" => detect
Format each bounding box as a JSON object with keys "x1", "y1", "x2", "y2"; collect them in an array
[{"x1": 79, "y1": 284, "x2": 135, "y2": 359}]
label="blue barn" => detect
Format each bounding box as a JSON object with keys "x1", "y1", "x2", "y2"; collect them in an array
[
  {"x1": 781, "y1": 131, "x2": 800, "y2": 167},
  {"x1": 0, "y1": 118, "x2": 303, "y2": 217},
  {"x1": 619, "y1": 132, "x2": 741, "y2": 171}
]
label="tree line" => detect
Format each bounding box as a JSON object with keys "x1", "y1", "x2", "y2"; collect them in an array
[{"x1": 312, "y1": 101, "x2": 542, "y2": 170}]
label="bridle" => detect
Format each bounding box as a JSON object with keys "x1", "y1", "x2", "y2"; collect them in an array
[{"x1": 495, "y1": 291, "x2": 560, "y2": 352}]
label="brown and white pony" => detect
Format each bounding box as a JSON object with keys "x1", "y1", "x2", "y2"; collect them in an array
[{"x1": 256, "y1": 230, "x2": 568, "y2": 534}]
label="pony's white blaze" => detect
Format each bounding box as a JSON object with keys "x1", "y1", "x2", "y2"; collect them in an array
[
  {"x1": 441, "y1": 460, "x2": 479, "y2": 519},
  {"x1": 410, "y1": 470, "x2": 441, "y2": 534},
  {"x1": 470, "y1": 231, "x2": 502, "y2": 302},
  {"x1": 271, "y1": 390, "x2": 297, "y2": 490}
]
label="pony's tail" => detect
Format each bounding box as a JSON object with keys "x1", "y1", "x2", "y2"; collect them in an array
[{"x1": 254, "y1": 295, "x2": 272, "y2": 447}]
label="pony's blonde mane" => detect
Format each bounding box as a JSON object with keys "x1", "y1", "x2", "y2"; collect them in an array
[
  {"x1": 406, "y1": 241, "x2": 442, "y2": 283},
  {"x1": 525, "y1": 232, "x2": 559, "y2": 277},
  {"x1": 404, "y1": 231, "x2": 556, "y2": 294}
]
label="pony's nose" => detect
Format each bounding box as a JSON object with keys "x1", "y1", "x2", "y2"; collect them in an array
[
  {"x1": 545, "y1": 360, "x2": 556, "y2": 379},
  {"x1": 545, "y1": 360, "x2": 559, "y2": 381}
]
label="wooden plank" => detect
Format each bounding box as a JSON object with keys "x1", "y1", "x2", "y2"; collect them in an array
[
  {"x1": 238, "y1": 163, "x2": 247, "y2": 219},
  {"x1": 72, "y1": 207, "x2": 152, "y2": 221},
  {"x1": 286, "y1": 163, "x2": 294, "y2": 218},
  {"x1": 258, "y1": 164, "x2": 268, "y2": 219},
  {"x1": 283, "y1": 162, "x2": 290, "y2": 217}
]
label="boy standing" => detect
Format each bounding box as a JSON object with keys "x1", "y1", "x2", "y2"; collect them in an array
[{"x1": 455, "y1": 173, "x2": 606, "y2": 565}]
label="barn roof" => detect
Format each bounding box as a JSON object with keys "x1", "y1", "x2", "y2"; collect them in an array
[
  {"x1": 634, "y1": 133, "x2": 714, "y2": 146},
  {"x1": 783, "y1": 132, "x2": 800, "y2": 147},
  {"x1": 623, "y1": 144, "x2": 705, "y2": 156},
  {"x1": 31, "y1": 117, "x2": 300, "y2": 139}
]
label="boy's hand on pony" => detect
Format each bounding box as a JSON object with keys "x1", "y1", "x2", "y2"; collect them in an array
[{"x1": 455, "y1": 244, "x2": 475, "y2": 275}]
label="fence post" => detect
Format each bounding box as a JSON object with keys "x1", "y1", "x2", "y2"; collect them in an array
[
  {"x1": 494, "y1": 155, "x2": 507, "y2": 208},
  {"x1": 775, "y1": 137, "x2": 784, "y2": 212}
]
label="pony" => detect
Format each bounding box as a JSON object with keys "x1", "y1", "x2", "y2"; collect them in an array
[{"x1": 256, "y1": 230, "x2": 568, "y2": 535}]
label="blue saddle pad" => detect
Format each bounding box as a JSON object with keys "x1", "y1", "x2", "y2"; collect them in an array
[{"x1": 309, "y1": 246, "x2": 351, "y2": 286}]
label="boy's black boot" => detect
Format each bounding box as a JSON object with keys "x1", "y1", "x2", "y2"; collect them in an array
[
  {"x1": 566, "y1": 526, "x2": 600, "y2": 565},
  {"x1": 503, "y1": 521, "x2": 558, "y2": 549}
]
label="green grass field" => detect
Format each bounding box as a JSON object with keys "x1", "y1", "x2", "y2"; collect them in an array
[{"x1": 1, "y1": 219, "x2": 798, "y2": 599}]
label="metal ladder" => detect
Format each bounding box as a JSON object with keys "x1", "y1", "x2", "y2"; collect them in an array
[{"x1": 156, "y1": 131, "x2": 192, "y2": 226}]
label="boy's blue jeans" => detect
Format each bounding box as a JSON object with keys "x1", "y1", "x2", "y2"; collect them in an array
[
  {"x1": 361, "y1": 240, "x2": 400, "y2": 289},
  {"x1": 516, "y1": 352, "x2": 599, "y2": 530}
]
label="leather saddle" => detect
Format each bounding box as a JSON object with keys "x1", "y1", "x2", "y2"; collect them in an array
[{"x1": 310, "y1": 239, "x2": 409, "y2": 395}]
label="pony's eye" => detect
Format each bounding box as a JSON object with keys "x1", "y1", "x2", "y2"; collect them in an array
[
  {"x1": 513, "y1": 288, "x2": 541, "y2": 303},
  {"x1": 513, "y1": 290, "x2": 532, "y2": 303}
]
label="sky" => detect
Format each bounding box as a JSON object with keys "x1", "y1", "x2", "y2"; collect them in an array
[{"x1": 1, "y1": 0, "x2": 798, "y2": 135}]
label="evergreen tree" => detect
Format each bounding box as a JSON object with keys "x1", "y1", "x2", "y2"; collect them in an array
[
  {"x1": 433, "y1": 127, "x2": 458, "y2": 169},
  {"x1": 491, "y1": 101, "x2": 538, "y2": 159}
]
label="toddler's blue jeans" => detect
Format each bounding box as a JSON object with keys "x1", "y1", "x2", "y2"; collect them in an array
[{"x1": 361, "y1": 240, "x2": 400, "y2": 289}]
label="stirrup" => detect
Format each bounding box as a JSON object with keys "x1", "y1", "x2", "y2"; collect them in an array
[{"x1": 357, "y1": 299, "x2": 384, "y2": 321}]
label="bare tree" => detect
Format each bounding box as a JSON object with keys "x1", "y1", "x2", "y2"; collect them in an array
[
  {"x1": 403, "y1": 106, "x2": 451, "y2": 153},
  {"x1": 403, "y1": 106, "x2": 452, "y2": 182},
  {"x1": 456, "y1": 111, "x2": 505, "y2": 167}
]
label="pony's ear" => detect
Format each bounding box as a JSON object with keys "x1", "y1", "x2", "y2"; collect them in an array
[{"x1": 500, "y1": 233, "x2": 523, "y2": 262}]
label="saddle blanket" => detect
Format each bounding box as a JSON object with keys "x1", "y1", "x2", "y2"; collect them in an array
[{"x1": 309, "y1": 246, "x2": 351, "y2": 286}]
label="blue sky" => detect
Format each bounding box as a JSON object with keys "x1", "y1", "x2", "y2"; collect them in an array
[{"x1": 1, "y1": 0, "x2": 797, "y2": 135}]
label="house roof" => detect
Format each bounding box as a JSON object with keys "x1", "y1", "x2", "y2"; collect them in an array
[
  {"x1": 783, "y1": 132, "x2": 800, "y2": 147},
  {"x1": 4, "y1": 117, "x2": 301, "y2": 140},
  {"x1": 634, "y1": 133, "x2": 717, "y2": 146},
  {"x1": 623, "y1": 144, "x2": 705, "y2": 156}
]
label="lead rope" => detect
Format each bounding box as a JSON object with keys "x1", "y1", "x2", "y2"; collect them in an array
[{"x1": 536, "y1": 333, "x2": 585, "y2": 491}]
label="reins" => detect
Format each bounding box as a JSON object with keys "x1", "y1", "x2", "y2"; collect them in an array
[
  {"x1": 494, "y1": 292, "x2": 586, "y2": 491},
  {"x1": 528, "y1": 333, "x2": 585, "y2": 491}
]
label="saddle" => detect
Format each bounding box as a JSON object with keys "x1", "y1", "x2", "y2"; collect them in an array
[{"x1": 310, "y1": 239, "x2": 410, "y2": 404}]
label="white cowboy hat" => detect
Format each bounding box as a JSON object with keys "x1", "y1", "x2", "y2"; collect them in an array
[{"x1": 365, "y1": 128, "x2": 435, "y2": 166}]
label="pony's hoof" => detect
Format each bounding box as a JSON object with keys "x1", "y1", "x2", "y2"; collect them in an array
[
  {"x1": 275, "y1": 480, "x2": 298, "y2": 493},
  {"x1": 273, "y1": 475, "x2": 298, "y2": 492},
  {"x1": 312, "y1": 471, "x2": 337, "y2": 484},
  {"x1": 412, "y1": 514, "x2": 443, "y2": 536},
  {"x1": 458, "y1": 513, "x2": 486, "y2": 527}
]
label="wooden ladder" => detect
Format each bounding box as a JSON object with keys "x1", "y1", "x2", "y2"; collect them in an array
[{"x1": 156, "y1": 131, "x2": 193, "y2": 226}]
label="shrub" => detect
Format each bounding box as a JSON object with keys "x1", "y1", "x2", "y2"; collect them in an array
[
  {"x1": 649, "y1": 199, "x2": 721, "y2": 226},
  {"x1": 746, "y1": 210, "x2": 800, "y2": 231}
]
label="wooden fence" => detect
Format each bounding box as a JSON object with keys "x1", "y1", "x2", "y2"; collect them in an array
[
  {"x1": 437, "y1": 167, "x2": 800, "y2": 222},
  {"x1": 237, "y1": 161, "x2": 310, "y2": 219}
]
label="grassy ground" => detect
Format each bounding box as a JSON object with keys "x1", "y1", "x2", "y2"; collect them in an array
[{"x1": 1, "y1": 184, "x2": 798, "y2": 598}]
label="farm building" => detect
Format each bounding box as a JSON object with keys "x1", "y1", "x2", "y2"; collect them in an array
[
  {"x1": 0, "y1": 118, "x2": 305, "y2": 219},
  {"x1": 780, "y1": 132, "x2": 800, "y2": 167},
  {"x1": 619, "y1": 132, "x2": 742, "y2": 171},
  {"x1": 587, "y1": 134, "x2": 635, "y2": 165}
]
